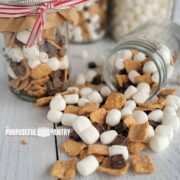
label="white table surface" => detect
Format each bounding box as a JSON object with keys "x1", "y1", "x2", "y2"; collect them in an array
[{"x1": 1, "y1": 1, "x2": 180, "y2": 180}]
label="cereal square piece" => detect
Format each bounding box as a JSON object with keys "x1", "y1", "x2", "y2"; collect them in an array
[
  {"x1": 87, "y1": 144, "x2": 109, "y2": 156},
  {"x1": 128, "y1": 142, "x2": 146, "y2": 154},
  {"x1": 131, "y1": 155, "x2": 155, "y2": 174},
  {"x1": 103, "y1": 93, "x2": 126, "y2": 110},
  {"x1": 158, "y1": 89, "x2": 177, "y2": 98},
  {"x1": 90, "y1": 108, "x2": 107, "y2": 125},
  {"x1": 124, "y1": 59, "x2": 142, "y2": 73},
  {"x1": 116, "y1": 74, "x2": 129, "y2": 87},
  {"x1": 135, "y1": 73, "x2": 153, "y2": 85},
  {"x1": 64, "y1": 105, "x2": 80, "y2": 114},
  {"x1": 128, "y1": 122, "x2": 149, "y2": 142},
  {"x1": 78, "y1": 102, "x2": 100, "y2": 115},
  {"x1": 35, "y1": 96, "x2": 52, "y2": 107},
  {"x1": 61, "y1": 139, "x2": 86, "y2": 157},
  {"x1": 50, "y1": 159, "x2": 77, "y2": 179},
  {"x1": 98, "y1": 158, "x2": 129, "y2": 176},
  {"x1": 123, "y1": 115, "x2": 136, "y2": 128}
]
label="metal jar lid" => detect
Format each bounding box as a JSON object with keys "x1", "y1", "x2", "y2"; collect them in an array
[{"x1": 0, "y1": 0, "x2": 54, "y2": 6}]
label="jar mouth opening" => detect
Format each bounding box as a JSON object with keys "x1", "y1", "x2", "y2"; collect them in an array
[{"x1": 103, "y1": 40, "x2": 167, "y2": 101}]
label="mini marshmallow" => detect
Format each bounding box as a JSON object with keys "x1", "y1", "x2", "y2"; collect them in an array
[
  {"x1": 61, "y1": 113, "x2": 77, "y2": 127},
  {"x1": 77, "y1": 155, "x2": 99, "y2": 176},
  {"x1": 106, "y1": 109, "x2": 121, "y2": 126},
  {"x1": 119, "y1": 49, "x2": 132, "y2": 59},
  {"x1": 132, "y1": 90, "x2": 149, "y2": 104},
  {"x1": 137, "y1": 82, "x2": 150, "y2": 94},
  {"x1": 162, "y1": 113, "x2": 180, "y2": 130},
  {"x1": 115, "y1": 58, "x2": 125, "y2": 70},
  {"x1": 145, "y1": 125, "x2": 155, "y2": 142},
  {"x1": 100, "y1": 86, "x2": 111, "y2": 97},
  {"x1": 27, "y1": 59, "x2": 41, "y2": 69},
  {"x1": 91, "y1": 14, "x2": 100, "y2": 23},
  {"x1": 121, "y1": 107, "x2": 132, "y2": 119},
  {"x1": 46, "y1": 57, "x2": 60, "y2": 71},
  {"x1": 72, "y1": 116, "x2": 92, "y2": 134},
  {"x1": 85, "y1": 70, "x2": 97, "y2": 82},
  {"x1": 5, "y1": 48, "x2": 25, "y2": 62},
  {"x1": 132, "y1": 110, "x2": 148, "y2": 124},
  {"x1": 166, "y1": 95, "x2": 180, "y2": 110},
  {"x1": 7, "y1": 63, "x2": 17, "y2": 79},
  {"x1": 78, "y1": 98, "x2": 90, "y2": 107},
  {"x1": 16, "y1": 30, "x2": 30, "y2": 44},
  {"x1": 23, "y1": 45, "x2": 39, "y2": 59},
  {"x1": 133, "y1": 52, "x2": 146, "y2": 62},
  {"x1": 76, "y1": 74, "x2": 86, "y2": 85},
  {"x1": 148, "y1": 110, "x2": 163, "y2": 122},
  {"x1": 124, "y1": 100, "x2": 136, "y2": 112},
  {"x1": 47, "y1": 109, "x2": 62, "y2": 123},
  {"x1": 87, "y1": 91, "x2": 103, "y2": 104},
  {"x1": 108, "y1": 145, "x2": 129, "y2": 160},
  {"x1": 128, "y1": 70, "x2": 140, "y2": 83},
  {"x1": 50, "y1": 95, "x2": 66, "y2": 111},
  {"x1": 149, "y1": 135, "x2": 169, "y2": 152},
  {"x1": 152, "y1": 72, "x2": 159, "y2": 83},
  {"x1": 38, "y1": 52, "x2": 48, "y2": 63},
  {"x1": 143, "y1": 61, "x2": 157, "y2": 74},
  {"x1": 63, "y1": 94, "x2": 79, "y2": 105},
  {"x1": 100, "y1": 130, "x2": 118, "y2": 144},
  {"x1": 80, "y1": 125, "x2": 100, "y2": 144},
  {"x1": 155, "y1": 125, "x2": 173, "y2": 140},
  {"x1": 163, "y1": 106, "x2": 177, "y2": 115},
  {"x1": 80, "y1": 87, "x2": 93, "y2": 97},
  {"x1": 124, "y1": 85, "x2": 138, "y2": 99},
  {"x1": 59, "y1": 55, "x2": 69, "y2": 70}
]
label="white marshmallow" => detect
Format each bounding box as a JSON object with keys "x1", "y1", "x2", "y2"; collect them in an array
[
  {"x1": 78, "y1": 98, "x2": 90, "y2": 107},
  {"x1": 7, "y1": 63, "x2": 17, "y2": 79},
  {"x1": 63, "y1": 94, "x2": 79, "y2": 105},
  {"x1": 115, "y1": 58, "x2": 124, "y2": 70},
  {"x1": 124, "y1": 100, "x2": 136, "y2": 111},
  {"x1": 100, "y1": 86, "x2": 111, "y2": 97},
  {"x1": 133, "y1": 52, "x2": 146, "y2": 62},
  {"x1": 91, "y1": 15, "x2": 100, "y2": 23},
  {"x1": 148, "y1": 110, "x2": 163, "y2": 122},
  {"x1": 72, "y1": 116, "x2": 92, "y2": 134},
  {"x1": 5, "y1": 48, "x2": 25, "y2": 62},
  {"x1": 100, "y1": 130, "x2": 118, "y2": 144},
  {"x1": 132, "y1": 90, "x2": 149, "y2": 104},
  {"x1": 50, "y1": 95, "x2": 66, "y2": 111},
  {"x1": 47, "y1": 109, "x2": 62, "y2": 123},
  {"x1": 166, "y1": 95, "x2": 180, "y2": 110},
  {"x1": 128, "y1": 70, "x2": 140, "y2": 83},
  {"x1": 121, "y1": 107, "x2": 132, "y2": 119},
  {"x1": 87, "y1": 91, "x2": 103, "y2": 104},
  {"x1": 16, "y1": 30, "x2": 30, "y2": 44},
  {"x1": 106, "y1": 109, "x2": 121, "y2": 126},
  {"x1": 38, "y1": 52, "x2": 48, "y2": 63},
  {"x1": 108, "y1": 145, "x2": 129, "y2": 160},
  {"x1": 145, "y1": 125, "x2": 155, "y2": 142},
  {"x1": 80, "y1": 126, "x2": 100, "y2": 144},
  {"x1": 124, "y1": 86, "x2": 138, "y2": 99},
  {"x1": 77, "y1": 155, "x2": 99, "y2": 176},
  {"x1": 162, "y1": 113, "x2": 180, "y2": 130},
  {"x1": 152, "y1": 72, "x2": 159, "y2": 83},
  {"x1": 59, "y1": 55, "x2": 69, "y2": 70},
  {"x1": 85, "y1": 70, "x2": 97, "y2": 82},
  {"x1": 155, "y1": 125, "x2": 173, "y2": 140},
  {"x1": 143, "y1": 61, "x2": 157, "y2": 74},
  {"x1": 27, "y1": 59, "x2": 41, "y2": 69},
  {"x1": 80, "y1": 87, "x2": 93, "y2": 97},
  {"x1": 61, "y1": 113, "x2": 77, "y2": 127},
  {"x1": 23, "y1": 45, "x2": 39, "y2": 59},
  {"x1": 137, "y1": 82, "x2": 150, "y2": 94},
  {"x1": 132, "y1": 110, "x2": 148, "y2": 124},
  {"x1": 163, "y1": 106, "x2": 176, "y2": 116},
  {"x1": 46, "y1": 57, "x2": 60, "y2": 71},
  {"x1": 76, "y1": 74, "x2": 86, "y2": 85},
  {"x1": 119, "y1": 49, "x2": 132, "y2": 59},
  {"x1": 149, "y1": 135, "x2": 169, "y2": 152}
]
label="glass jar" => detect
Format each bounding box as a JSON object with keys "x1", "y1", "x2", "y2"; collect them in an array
[
  {"x1": 110, "y1": 0, "x2": 175, "y2": 41},
  {"x1": 104, "y1": 22, "x2": 180, "y2": 102},
  {"x1": 0, "y1": 1, "x2": 79, "y2": 101},
  {"x1": 68, "y1": 0, "x2": 107, "y2": 43}
]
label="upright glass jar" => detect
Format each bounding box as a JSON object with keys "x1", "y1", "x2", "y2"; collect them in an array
[
  {"x1": 104, "y1": 22, "x2": 180, "y2": 102},
  {"x1": 68, "y1": 0, "x2": 107, "y2": 43},
  {"x1": 0, "y1": 1, "x2": 78, "y2": 101},
  {"x1": 110, "y1": 0, "x2": 175, "y2": 41}
]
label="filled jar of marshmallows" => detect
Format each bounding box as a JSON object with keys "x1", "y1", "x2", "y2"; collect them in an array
[
  {"x1": 110, "y1": 0, "x2": 175, "y2": 41},
  {"x1": 1, "y1": 0, "x2": 79, "y2": 101},
  {"x1": 68, "y1": 0, "x2": 107, "y2": 43},
  {"x1": 104, "y1": 22, "x2": 180, "y2": 104}
]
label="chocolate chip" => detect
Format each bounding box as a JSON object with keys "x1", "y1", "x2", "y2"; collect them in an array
[
  {"x1": 84, "y1": 6, "x2": 89, "y2": 11},
  {"x1": 50, "y1": 70, "x2": 62, "y2": 79},
  {"x1": 53, "y1": 77, "x2": 63, "y2": 88},
  {"x1": 69, "y1": 130, "x2": 81, "y2": 141},
  {"x1": 93, "y1": 122, "x2": 106, "y2": 134},
  {"x1": 47, "y1": 81, "x2": 55, "y2": 91},
  {"x1": 92, "y1": 75, "x2": 102, "y2": 85},
  {"x1": 12, "y1": 63, "x2": 26, "y2": 77},
  {"x1": 59, "y1": 46, "x2": 67, "y2": 57},
  {"x1": 10, "y1": 62, "x2": 19, "y2": 68},
  {"x1": 59, "y1": 36, "x2": 66, "y2": 46},
  {"x1": 86, "y1": 19, "x2": 91, "y2": 23},
  {"x1": 149, "y1": 120, "x2": 161, "y2": 129},
  {"x1": 110, "y1": 155, "x2": 126, "y2": 169},
  {"x1": 113, "y1": 122, "x2": 127, "y2": 134},
  {"x1": 88, "y1": 62, "x2": 97, "y2": 69},
  {"x1": 40, "y1": 42, "x2": 58, "y2": 58},
  {"x1": 111, "y1": 135, "x2": 128, "y2": 146},
  {"x1": 57, "y1": 122, "x2": 62, "y2": 127}
]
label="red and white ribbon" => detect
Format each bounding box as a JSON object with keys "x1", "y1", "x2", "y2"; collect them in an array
[{"x1": 0, "y1": 0, "x2": 88, "y2": 47}]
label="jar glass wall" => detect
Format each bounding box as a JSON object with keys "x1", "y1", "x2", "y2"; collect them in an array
[
  {"x1": 3, "y1": 22, "x2": 70, "y2": 101},
  {"x1": 69, "y1": 0, "x2": 107, "y2": 43},
  {"x1": 104, "y1": 22, "x2": 180, "y2": 103}
]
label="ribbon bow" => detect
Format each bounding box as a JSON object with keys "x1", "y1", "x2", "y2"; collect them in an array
[{"x1": 0, "y1": 0, "x2": 87, "y2": 47}]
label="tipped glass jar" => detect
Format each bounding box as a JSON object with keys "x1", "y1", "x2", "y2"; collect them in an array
[
  {"x1": 68, "y1": 0, "x2": 107, "y2": 43},
  {"x1": 104, "y1": 22, "x2": 180, "y2": 104}
]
